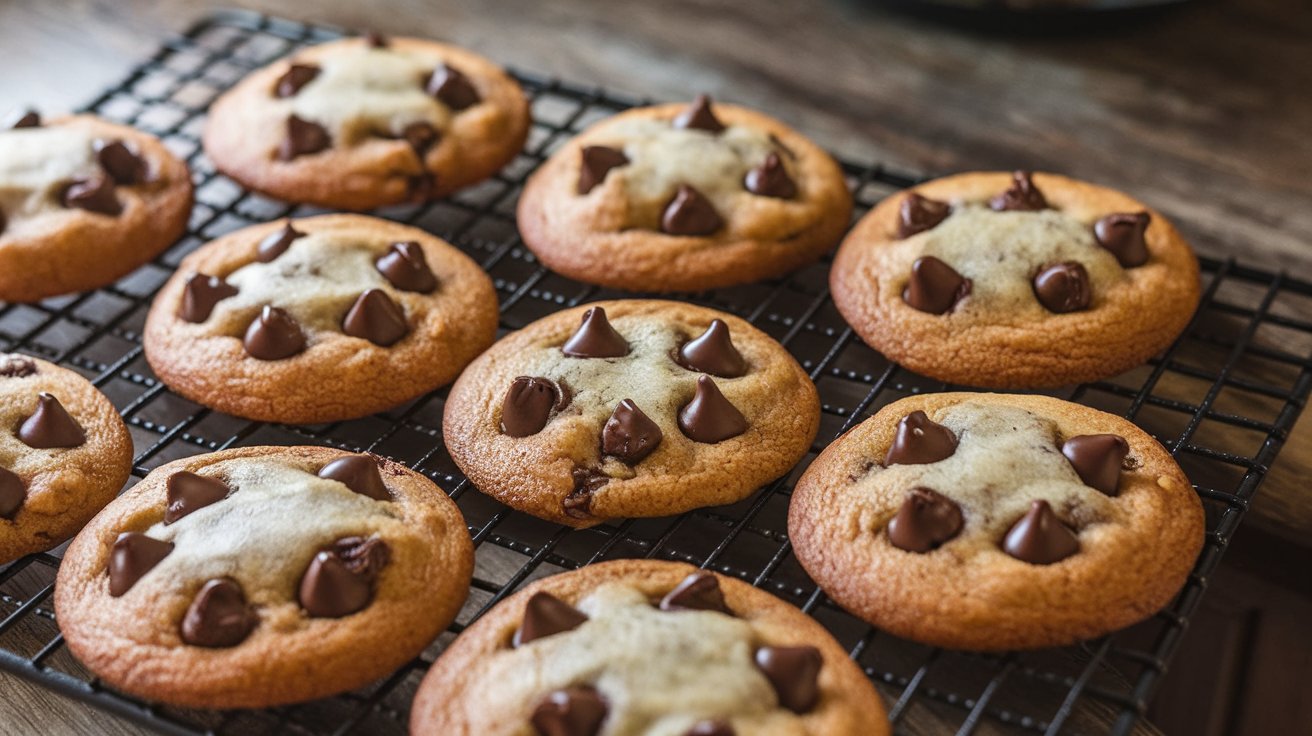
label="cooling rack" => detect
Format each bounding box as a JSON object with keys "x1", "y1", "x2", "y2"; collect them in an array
[{"x1": 2, "y1": 9, "x2": 1310, "y2": 736}]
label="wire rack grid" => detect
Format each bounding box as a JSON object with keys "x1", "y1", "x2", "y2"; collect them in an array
[{"x1": 1, "y1": 10, "x2": 1310, "y2": 736}]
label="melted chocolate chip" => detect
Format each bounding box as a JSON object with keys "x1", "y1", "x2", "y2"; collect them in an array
[
  {"x1": 1003, "y1": 500, "x2": 1079, "y2": 564},
  {"x1": 676, "y1": 319, "x2": 747, "y2": 378},
  {"x1": 577, "y1": 146, "x2": 629, "y2": 195},
  {"x1": 0, "y1": 355, "x2": 37, "y2": 377},
  {"x1": 342, "y1": 289, "x2": 409, "y2": 347},
  {"x1": 673, "y1": 94, "x2": 726, "y2": 133},
  {"x1": 887, "y1": 487, "x2": 964, "y2": 552},
  {"x1": 744, "y1": 152, "x2": 796, "y2": 199},
  {"x1": 318, "y1": 455, "x2": 390, "y2": 500},
  {"x1": 364, "y1": 31, "x2": 389, "y2": 48},
  {"x1": 95, "y1": 140, "x2": 148, "y2": 185},
  {"x1": 661, "y1": 185, "x2": 723, "y2": 236},
  {"x1": 399, "y1": 121, "x2": 440, "y2": 157},
  {"x1": 1094, "y1": 212, "x2": 1151, "y2": 268},
  {"x1": 107, "y1": 532, "x2": 174, "y2": 597},
  {"x1": 659, "y1": 572, "x2": 729, "y2": 613},
  {"x1": 0, "y1": 208, "x2": 6, "y2": 237},
  {"x1": 754, "y1": 645, "x2": 822, "y2": 713},
  {"x1": 9, "y1": 110, "x2": 39, "y2": 129},
  {"x1": 1033, "y1": 262, "x2": 1091, "y2": 313},
  {"x1": 562, "y1": 307, "x2": 629, "y2": 358},
  {"x1": 180, "y1": 578, "x2": 258, "y2": 648},
  {"x1": 299, "y1": 536, "x2": 390, "y2": 618},
  {"x1": 903, "y1": 256, "x2": 971, "y2": 315},
  {"x1": 531, "y1": 686, "x2": 607, "y2": 736},
  {"x1": 278, "y1": 115, "x2": 331, "y2": 160},
  {"x1": 686, "y1": 721, "x2": 734, "y2": 736},
  {"x1": 990, "y1": 170, "x2": 1048, "y2": 212},
  {"x1": 165, "y1": 471, "x2": 230, "y2": 524},
  {"x1": 501, "y1": 377, "x2": 567, "y2": 437},
  {"x1": 884, "y1": 410, "x2": 957, "y2": 465},
  {"x1": 426, "y1": 64, "x2": 480, "y2": 110},
  {"x1": 179, "y1": 273, "x2": 238, "y2": 323},
  {"x1": 678, "y1": 375, "x2": 747, "y2": 444},
  {"x1": 564, "y1": 468, "x2": 607, "y2": 519},
  {"x1": 256, "y1": 221, "x2": 306, "y2": 262},
  {"x1": 898, "y1": 193, "x2": 951, "y2": 238},
  {"x1": 601, "y1": 399, "x2": 663, "y2": 463},
  {"x1": 61, "y1": 176, "x2": 121, "y2": 216},
  {"x1": 1062, "y1": 434, "x2": 1130, "y2": 496},
  {"x1": 275, "y1": 63, "x2": 321, "y2": 98},
  {"x1": 19, "y1": 393, "x2": 85, "y2": 449},
  {"x1": 513, "y1": 592, "x2": 589, "y2": 647},
  {"x1": 243, "y1": 306, "x2": 306, "y2": 361},
  {"x1": 376, "y1": 241, "x2": 438, "y2": 293},
  {"x1": 0, "y1": 467, "x2": 25, "y2": 519}
]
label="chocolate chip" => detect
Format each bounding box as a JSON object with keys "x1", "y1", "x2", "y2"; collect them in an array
[
  {"x1": 659, "y1": 572, "x2": 729, "y2": 613},
  {"x1": 1003, "y1": 500, "x2": 1079, "y2": 564},
  {"x1": 376, "y1": 241, "x2": 438, "y2": 293},
  {"x1": 501, "y1": 377, "x2": 567, "y2": 437},
  {"x1": 678, "y1": 375, "x2": 747, "y2": 444},
  {"x1": 342, "y1": 289, "x2": 408, "y2": 347},
  {"x1": 513, "y1": 591, "x2": 589, "y2": 647},
  {"x1": 8, "y1": 110, "x2": 39, "y2": 129},
  {"x1": 685, "y1": 721, "x2": 734, "y2": 736},
  {"x1": 898, "y1": 193, "x2": 951, "y2": 238},
  {"x1": 531, "y1": 686, "x2": 607, "y2": 736},
  {"x1": 243, "y1": 306, "x2": 306, "y2": 361},
  {"x1": 754, "y1": 645, "x2": 822, "y2": 713},
  {"x1": 95, "y1": 140, "x2": 148, "y2": 185},
  {"x1": 318, "y1": 455, "x2": 390, "y2": 500},
  {"x1": 426, "y1": 64, "x2": 480, "y2": 110},
  {"x1": 180, "y1": 578, "x2": 258, "y2": 648},
  {"x1": 1033, "y1": 261, "x2": 1091, "y2": 313},
  {"x1": 661, "y1": 184, "x2": 723, "y2": 236},
  {"x1": 179, "y1": 273, "x2": 238, "y2": 323},
  {"x1": 0, "y1": 355, "x2": 37, "y2": 377},
  {"x1": 364, "y1": 31, "x2": 389, "y2": 48},
  {"x1": 989, "y1": 170, "x2": 1048, "y2": 212},
  {"x1": 409, "y1": 172, "x2": 438, "y2": 201},
  {"x1": 1094, "y1": 212, "x2": 1151, "y2": 268},
  {"x1": 274, "y1": 63, "x2": 321, "y2": 98},
  {"x1": 0, "y1": 208, "x2": 6, "y2": 237},
  {"x1": 577, "y1": 146, "x2": 629, "y2": 195},
  {"x1": 256, "y1": 221, "x2": 306, "y2": 262},
  {"x1": 600, "y1": 399, "x2": 663, "y2": 464},
  {"x1": 399, "y1": 121, "x2": 440, "y2": 157},
  {"x1": 676, "y1": 319, "x2": 747, "y2": 378},
  {"x1": 61, "y1": 176, "x2": 121, "y2": 216},
  {"x1": 673, "y1": 94, "x2": 726, "y2": 133},
  {"x1": 299, "y1": 536, "x2": 390, "y2": 618},
  {"x1": 19, "y1": 393, "x2": 85, "y2": 449},
  {"x1": 564, "y1": 468, "x2": 607, "y2": 519},
  {"x1": 744, "y1": 152, "x2": 796, "y2": 199},
  {"x1": 165, "y1": 471, "x2": 230, "y2": 524},
  {"x1": 278, "y1": 115, "x2": 331, "y2": 160},
  {"x1": 562, "y1": 307, "x2": 629, "y2": 358},
  {"x1": 903, "y1": 256, "x2": 971, "y2": 315},
  {"x1": 0, "y1": 467, "x2": 25, "y2": 519},
  {"x1": 107, "y1": 532, "x2": 174, "y2": 597},
  {"x1": 1062, "y1": 434, "x2": 1130, "y2": 496},
  {"x1": 887, "y1": 487, "x2": 964, "y2": 552},
  {"x1": 885, "y1": 410, "x2": 957, "y2": 466}
]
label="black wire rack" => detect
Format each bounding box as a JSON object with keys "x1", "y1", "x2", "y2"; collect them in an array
[{"x1": 2, "y1": 10, "x2": 1310, "y2": 736}]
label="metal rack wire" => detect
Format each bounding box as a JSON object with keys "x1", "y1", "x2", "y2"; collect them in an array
[{"x1": 2, "y1": 10, "x2": 1310, "y2": 736}]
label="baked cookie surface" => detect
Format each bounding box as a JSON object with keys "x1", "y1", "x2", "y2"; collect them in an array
[
  {"x1": 518, "y1": 95, "x2": 852, "y2": 292},
  {"x1": 410, "y1": 559, "x2": 889, "y2": 735},
  {"x1": 0, "y1": 113, "x2": 193, "y2": 302},
  {"x1": 0, "y1": 354, "x2": 132, "y2": 563},
  {"x1": 55, "y1": 445, "x2": 473, "y2": 709},
  {"x1": 143, "y1": 214, "x2": 498, "y2": 423},
  {"x1": 443, "y1": 300, "x2": 820, "y2": 527},
  {"x1": 202, "y1": 34, "x2": 529, "y2": 210},
  {"x1": 830, "y1": 171, "x2": 1201, "y2": 388},
  {"x1": 789, "y1": 392, "x2": 1203, "y2": 650}
]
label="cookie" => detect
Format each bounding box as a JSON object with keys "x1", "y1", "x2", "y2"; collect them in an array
[
  {"x1": 410, "y1": 559, "x2": 889, "y2": 735},
  {"x1": 830, "y1": 171, "x2": 1201, "y2": 388},
  {"x1": 443, "y1": 300, "x2": 820, "y2": 527},
  {"x1": 142, "y1": 214, "x2": 498, "y2": 423},
  {"x1": 788, "y1": 392, "x2": 1204, "y2": 650},
  {"x1": 0, "y1": 112, "x2": 193, "y2": 302},
  {"x1": 55, "y1": 445, "x2": 474, "y2": 708},
  {"x1": 517, "y1": 95, "x2": 852, "y2": 292},
  {"x1": 202, "y1": 34, "x2": 529, "y2": 210}
]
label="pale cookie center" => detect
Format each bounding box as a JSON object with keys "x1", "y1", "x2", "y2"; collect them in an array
[{"x1": 0, "y1": 127, "x2": 99, "y2": 220}]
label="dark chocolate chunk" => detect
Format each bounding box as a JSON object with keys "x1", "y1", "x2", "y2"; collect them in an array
[
  {"x1": 165, "y1": 471, "x2": 230, "y2": 524},
  {"x1": 513, "y1": 592, "x2": 589, "y2": 647},
  {"x1": 275, "y1": 63, "x2": 321, "y2": 98},
  {"x1": 0, "y1": 355, "x2": 37, "y2": 377},
  {"x1": 564, "y1": 468, "x2": 607, "y2": 519},
  {"x1": 426, "y1": 64, "x2": 480, "y2": 110},
  {"x1": 898, "y1": 193, "x2": 951, "y2": 238},
  {"x1": 601, "y1": 399, "x2": 663, "y2": 463},
  {"x1": 577, "y1": 146, "x2": 629, "y2": 195},
  {"x1": 278, "y1": 114, "x2": 331, "y2": 160},
  {"x1": 562, "y1": 307, "x2": 629, "y2": 358},
  {"x1": 342, "y1": 289, "x2": 409, "y2": 347},
  {"x1": 376, "y1": 241, "x2": 438, "y2": 293},
  {"x1": 61, "y1": 176, "x2": 121, "y2": 216},
  {"x1": 179, "y1": 273, "x2": 238, "y2": 323},
  {"x1": 685, "y1": 721, "x2": 734, "y2": 736},
  {"x1": 318, "y1": 455, "x2": 390, "y2": 500},
  {"x1": 9, "y1": 110, "x2": 39, "y2": 129},
  {"x1": 364, "y1": 31, "x2": 389, "y2": 48},
  {"x1": 531, "y1": 686, "x2": 607, "y2": 736},
  {"x1": 661, "y1": 184, "x2": 723, "y2": 236},
  {"x1": 501, "y1": 377, "x2": 567, "y2": 437},
  {"x1": 887, "y1": 487, "x2": 964, "y2": 552},
  {"x1": 754, "y1": 645, "x2": 822, "y2": 713},
  {"x1": 659, "y1": 572, "x2": 729, "y2": 613},
  {"x1": 256, "y1": 221, "x2": 306, "y2": 263},
  {"x1": 19, "y1": 392, "x2": 85, "y2": 449},
  {"x1": 1062, "y1": 434, "x2": 1130, "y2": 496},
  {"x1": 0, "y1": 467, "x2": 25, "y2": 519},
  {"x1": 884, "y1": 410, "x2": 957, "y2": 466},
  {"x1": 243, "y1": 306, "x2": 306, "y2": 361},
  {"x1": 676, "y1": 319, "x2": 746, "y2": 378},
  {"x1": 1094, "y1": 212, "x2": 1151, "y2": 268},
  {"x1": 180, "y1": 578, "x2": 258, "y2": 648},
  {"x1": 678, "y1": 375, "x2": 747, "y2": 444},
  {"x1": 673, "y1": 94, "x2": 725, "y2": 133},
  {"x1": 989, "y1": 170, "x2": 1048, "y2": 212},
  {"x1": 744, "y1": 152, "x2": 796, "y2": 199},
  {"x1": 399, "y1": 121, "x2": 440, "y2": 157},
  {"x1": 903, "y1": 256, "x2": 971, "y2": 315},
  {"x1": 1003, "y1": 500, "x2": 1079, "y2": 564},
  {"x1": 1033, "y1": 261, "x2": 1091, "y2": 313},
  {"x1": 95, "y1": 140, "x2": 147, "y2": 185},
  {"x1": 107, "y1": 532, "x2": 174, "y2": 597},
  {"x1": 299, "y1": 536, "x2": 390, "y2": 618}
]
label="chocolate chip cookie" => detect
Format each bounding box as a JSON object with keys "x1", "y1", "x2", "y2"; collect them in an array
[
  {"x1": 410, "y1": 560, "x2": 889, "y2": 735},
  {"x1": 143, "y1": 214, "x2": 498, "y2": 423},
  {"x1": 789, "y1": 392, "x2": 1203, "y2": 650},
  {"x1": 0, "y1": 112, "x2": 193, "y2": 302},
  {"x1": 443, "y1": 300, "x2": 820, "y2": 527},
  {"x1": 203, "y1": 34, "x2": 529, "y2": 210},
  {"x1": 518, "y1": 95, "x2": 852, "y2": 292},
  {"x1": 56, "y1": 445, "x2": 474, "y2": 708},
  {"x1": 0, "y1": 354, "x2": 132, "y2": 564},
  {"x1": 830, "y1": 171, "x2": 1201, "y2": 387}
]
